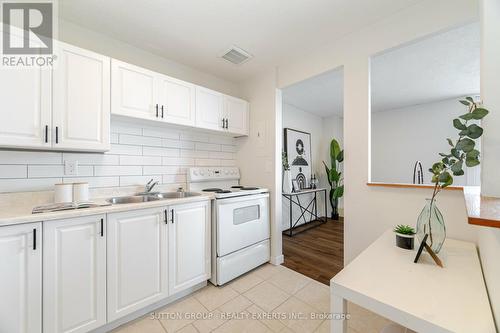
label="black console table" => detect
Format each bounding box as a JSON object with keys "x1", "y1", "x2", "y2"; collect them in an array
[{"x1": 282, "y1": 188, "x2": 328, "y2": 237}]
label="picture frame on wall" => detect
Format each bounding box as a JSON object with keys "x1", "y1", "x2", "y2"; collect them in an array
[{"x1": 284, "y1": 128, "x2": 312, "y2": 190}]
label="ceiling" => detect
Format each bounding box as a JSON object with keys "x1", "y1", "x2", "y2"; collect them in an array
[
  {"x1": 282, "y1": 67, "x2": 344, "y2": 117},
  {"x1": 59, "y1": 0, "x2": 421, "y2": 83},
  {"x1": 371, "y1": 23, "x2": 480, "y2": 112},
  {"x1": 281, "y1": 23, "x2": 480, "y2": 117}
]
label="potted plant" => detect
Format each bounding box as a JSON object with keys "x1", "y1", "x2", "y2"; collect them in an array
[
  {"x1": 394, "y1": 225, "x2": 416, "y2": 250},
  {"x1": 282, "y1": 152, "x2": 292, "y2": 193},
  {"x1": 323, "y1": 138, "x2": 344, "y2": 220},
  {"x1": 417, "y1": 97, "x2": 489, "y2": 253}
]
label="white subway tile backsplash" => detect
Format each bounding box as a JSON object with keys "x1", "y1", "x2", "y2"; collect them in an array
[
  {"x1": 195, "y1": 142, "x2": 221, "y2": 152},
  {"x1": 143, "y1": 127, "x2": 180, "y2": 139},
  {"x1": 63, "y1": 177, "x2": 119, "y2": 188},
  {"x1": 119, "y1": 155, "x2": 162, "y2": 166},
  {"x1": 162, "y1": 157, "x2": 194, "y2": 166},
  {"x1": 143, "y1": 146, "x2": 180, "y2": 157},
  {"x1": 143, "y1": 166, "x2": 185, "y2": 175},
  {"x1": 0, "y1": 121, "x2": 238, "y2": 193},
  {"x1": 108, "y1": 144, "x2": 142, "y2": 156},
  {"x1": 94, "y1": 165, "x2": 142, "y2": 176},
  {"x1": 120, "y1": 134, "x2": 162, "y2": 147},
  {"x1": 120, "y1": 175, "x2": 162, "y2": 187},
  {"x1": 63, "y1": 153, "x2": 119, "y2": 165},
  {"x1": 0, "y1": 165, "x2": 27, "y2": 178},
  {"x1": 0, "y1": 178, "x2": 62, "y2": 193},
  {"x1": 0, "y1": 151, "x2": 62, "y2": 164},
  {"x1": 28, "y1": 165, "x2": 93, "y2": 178}
]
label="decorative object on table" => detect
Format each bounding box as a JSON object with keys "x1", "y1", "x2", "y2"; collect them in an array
[
  {"x1": 413, "y1": 160, "x2": 424, "y2": 184},
  {"x1": 417, "y1": 97, "x2": 489, "y2": 253},
  {"x1": 54, "y1": 183, "x2": 73, "y2": 203},
  {"x1": 284, "y1": 128, "x2": 312, "y2": 190},
  {"x1": 73, "y1": 182, "x2": 89, "y2": 202},
  {"x1": 393, "y1": 224, "x2": 416, "y2": 250},
  {"x1": 282, "y1": 151, "x2": 293, "y2": 193},
  {"x1": 310, "y1": 174, "x2": 318, "y2": 189},
  {"x1": 323, "y1": 138, "x2": 344, "y2": 220},
  {"x1": 413, "y1": 233, "x2": 428, "y2": 264},
  {"x1": 291, "y1": 179, "x2": 300, "y2": 193}
]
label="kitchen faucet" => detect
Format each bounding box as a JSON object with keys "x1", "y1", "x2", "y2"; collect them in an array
[{"x1": 144, "y1": 179, "x2": 159, "y2": 194}]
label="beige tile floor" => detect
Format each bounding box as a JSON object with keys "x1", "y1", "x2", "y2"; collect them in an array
[{"x1": 112, "y1": 264, "x2": 395, "y2": 333}]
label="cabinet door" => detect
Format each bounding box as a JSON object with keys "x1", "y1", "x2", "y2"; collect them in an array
[
  {"x1": 107, "y1": 208, "x2": 168, "y2": 321},
  {"x1": 0, "y1": 31, "x2": 51, "y2": 149},
  {"x1": 158, "y1": 76, "x2": 195, "y2": 126},
  {"x1": 0, "y1": 222, "x2": 42, "y2": 333},
  {"x1": 225, "y1": 96, "x2": 249, "y2": 136},
  {"x1": 43, "y1": 215, "x2": 106, "y2": 333},
  {"x1": 195, "y1": 86, "x2": 224, "y2": 131},
  {"x1": 53, "y1": 42, "x2": 110, "y2": 151},
  {"x1": 111, "y1": 59, "x2": 159, "y2": 120},
  {"x1": 169, "y1": 201, "x2": 210, "y2": 295}
]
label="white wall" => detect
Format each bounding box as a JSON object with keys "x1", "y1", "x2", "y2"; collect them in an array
[
  {"x1": 479, "y1": 0, "x2": 500, "y2": 328},
  {"x1": 281, "y1": 103, "x2": 326, "y2": 230},
  {"x1": 58, "y1": 20, "x2": 242, "y2": 98},
  {"x1": 371, "y1": 98, "x2": 480, "y2": 186},
  {"x1": 0, "y1": 121, "x2": 238, "y2": 193}
]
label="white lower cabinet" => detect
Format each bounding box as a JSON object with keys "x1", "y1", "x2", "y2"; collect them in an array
[
  {"x1": 0, "y1": 222, "x2": 42, "y2": 333},
  {"x1": 106, "y1": 207, "x2": 168, "y2": 322},
  {"x1": 43, "y1": 215, "x2": 107, "y2": 333},
  {"x1": 168, "y1": 201, "x2": 211, "y2": 294}
]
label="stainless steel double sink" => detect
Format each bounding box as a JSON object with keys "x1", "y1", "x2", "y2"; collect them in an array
[{"x1": 106, "y1": 192, "x2": 200, "y2": 205}]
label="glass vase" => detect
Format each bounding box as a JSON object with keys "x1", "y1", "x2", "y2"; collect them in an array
[{"x1": 416, "y1": 198, "x2": 446, "y2": 253}]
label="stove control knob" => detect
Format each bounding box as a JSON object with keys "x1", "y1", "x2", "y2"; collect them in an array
[
  {"x1": 200, "y1": 170, "x2": 205, "y2": 176},
  {"x1": 224, "y1": 170, "x2": 229, "y2": 175},
  {"x1": 193, "y1": 170, "x2": 198, "y2": 176}
]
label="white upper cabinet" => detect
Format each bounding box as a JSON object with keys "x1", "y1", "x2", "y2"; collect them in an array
[
  {"x1": 158, "y1": 75, "x2": 196, "y2": 126},
  {"x1": 0, "y1": 65, "x2": 51, "y2": 149},
  {"x1": 0, "y1": 222, "x2": 42, "y2": 333},
  {"x1": 224, "y1": 95, "x2": 249, "y2": 136},
  {"x1": 53, "y1": 42, "x2": 110, "y2": 152},
  {"x1": 168, "y1": 201, "x2": 210, "y2": 295},
  {"x1": 195, "y1": 86, "x2": 225, "y2": 131},
  {"x1": 43, "y1": 215, "x2": 106, "y2": 333},
  {"x1": 107, "y1": 207, "x2": 168, "y2": 322},
  {"x1": 111, "y1": 59, "x2": 159, "y2": 120}
]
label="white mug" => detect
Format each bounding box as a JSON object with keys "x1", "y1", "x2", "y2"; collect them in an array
[
  {"x1": 73, "y1": 182, "x2": 89, "y2": 202},
  {"x1": 54, "y1": 183, "x2": 73, "y2": 203}
]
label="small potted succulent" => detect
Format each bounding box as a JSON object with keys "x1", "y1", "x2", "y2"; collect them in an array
[{"x1": 393, "y1": 225, "x2": 416, "y2": 250}]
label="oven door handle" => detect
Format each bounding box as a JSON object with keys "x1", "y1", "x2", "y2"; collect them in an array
[{"x1": 214, "y1": 193, "x2": 269, "y2": 206}]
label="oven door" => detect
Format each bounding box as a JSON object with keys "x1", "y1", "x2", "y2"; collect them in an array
[{"x1": 216, "y1": 193, "x2": 270, "y2": 257}]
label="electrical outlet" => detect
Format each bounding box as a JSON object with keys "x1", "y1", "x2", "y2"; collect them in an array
[{"x1": 65, "y1": 160, "x2": 78, "y2": 176}]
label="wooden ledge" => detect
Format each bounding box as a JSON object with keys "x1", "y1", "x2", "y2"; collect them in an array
[
  {"x1": 463, "y1": 186, "x2": 500, "y2": 229},
  {"x1": 366, "y1": 182, "x2": 463, "y2": 190}
]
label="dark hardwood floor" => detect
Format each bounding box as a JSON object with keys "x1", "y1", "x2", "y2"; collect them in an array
[{"x1": 282, "y1": 218, "x2": 344, "y2": 285}]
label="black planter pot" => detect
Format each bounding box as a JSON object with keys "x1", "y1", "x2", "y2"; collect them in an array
[
  {"x1": 395, "y1": 233, "x2": 415, "y2": 250},
  {"x1": 331, "y1": 212, "x2": 340, "y2": 220}
]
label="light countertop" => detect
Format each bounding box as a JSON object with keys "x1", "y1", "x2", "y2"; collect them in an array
[{"x1": 0, "y1": 193, "x2": 214, "y2": 227}]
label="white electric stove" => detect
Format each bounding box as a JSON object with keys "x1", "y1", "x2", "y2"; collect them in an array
[{"x1": 188, "y1": 167, "x2": 270, "y2": 285}]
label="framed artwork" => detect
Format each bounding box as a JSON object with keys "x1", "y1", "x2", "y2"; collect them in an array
[
  {"x1": 292, "y1": 179, "x2": 300, "y2": 192},
  {"x1": 284, "y1": 128, "x2": 312, "y2": 189}
]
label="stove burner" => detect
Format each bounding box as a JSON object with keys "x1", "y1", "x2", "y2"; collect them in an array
[
  {"x1": 231, "y1": 186, "x2": 244, "y2": 189},
  {"x1": 202, "y1": 188, "x2": 231, "y2": 194}
]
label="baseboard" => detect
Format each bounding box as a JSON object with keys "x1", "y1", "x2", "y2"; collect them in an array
[
  {"x1": 270, "y1": 254, "x2": 284, "y2": 265},
  {"x1": 90, "y1": 281, "x2": 207, "y2": 333}
]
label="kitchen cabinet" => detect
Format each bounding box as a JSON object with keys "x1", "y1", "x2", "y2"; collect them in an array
[
  {"x1": 195, "y1": 86, "x2": 225, "y2": 131},
  {"x1": 0, "y1": 222, "x2": 42, "y2": 333},
  {"x1": 168, "y1": 201, "x2": 211, "y2": 294},
  {"x1": 107, "y1": 207, "x2": 168, "y2": 321},
  {"x1": 43, "y1": 215, "x2": 106, "y2": 333},
  {"x1": 53, "y1": 42, "x2": 110, "y2": 151},
  {"x1": 158, "y1": 75, "x2": 196, "y2": 126},
  {"x1": 0, "y1": 49, "x2": 51, "y2": 149},
  {"x1": 224, "y1": 95, "x2": 249, "y2": 136},
  {"x1": 111, "y1": 59, "x2": 159, "y2": 120}
]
